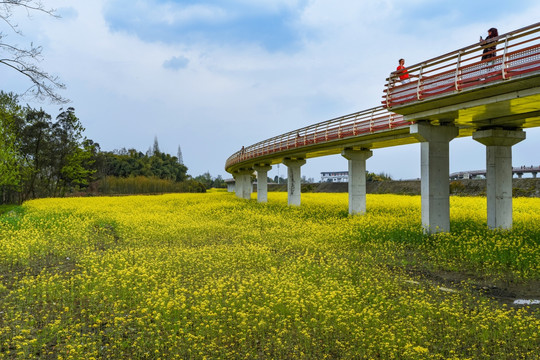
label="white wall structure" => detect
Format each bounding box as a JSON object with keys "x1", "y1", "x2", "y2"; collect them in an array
[
  {"x1": 411, "y1": 122, "x2": 458, "y2": 234},
  {"x1": 473, "y1": 129, "x2": 526, "y2": 229},
  {"x1": 320, "y1": 171, "x2": 349, "y2": 183},
  {"x1": 341, "y1": 149, "x2": 373, "y2": 215},
  {"x1": 283, "y1": 159, "x2": 306, "y2": 206},
  {"x1": 254, "y1": 164, "x2": 272, "y2": 203}
]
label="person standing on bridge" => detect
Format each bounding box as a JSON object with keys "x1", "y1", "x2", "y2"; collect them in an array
[
  {"x1": 480, "y1": 27, "x2": 498, "y2": 61},
  {"x1": 396, "y1": 58, "x2": 412, "y2": 85}
]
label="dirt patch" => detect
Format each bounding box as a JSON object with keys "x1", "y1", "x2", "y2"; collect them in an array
[{"x1": 399, "y1": 265, "x2": 540, "y2": 309}]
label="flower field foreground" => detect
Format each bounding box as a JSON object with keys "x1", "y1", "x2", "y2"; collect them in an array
[{"x1": 0, "y1": 192, "x2": 539, "y2": 359}]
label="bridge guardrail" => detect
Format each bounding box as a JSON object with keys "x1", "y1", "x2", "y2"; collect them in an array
[
  {"x1": 383, "y1": 22, "x2": 540, "y2": 108},
  {"x1": 225, "y1": 107, "x2": 407, "y2": 171}
]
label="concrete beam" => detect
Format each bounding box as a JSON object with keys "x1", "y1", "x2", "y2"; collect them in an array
[
  {"x1": 411, "y1": 122, "x2": 459, "y2": 233},
  {"x1": 282, "y1": 159, "x2": 306, "y2": 206},
  {"x1": 341, "y1": 149, "x2": 373, "y2": 215},
  {"x1": 473, "y1": 128, "x2": 526, "y2": 229},
  {"x1": 254, "y1": 164, "x2": 272, "y2": 203}
]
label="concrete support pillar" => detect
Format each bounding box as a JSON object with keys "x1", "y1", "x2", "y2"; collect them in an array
[
  {"x1": 233, "y1": 175, "x2": 242, "y2": 199},
  {"x1": 234, "y1": 170, "x2": 253, "y2": 200},
  {"x1": 473, "y1": 129, "x2": 525, "y2": 229},
  {"x1": 283, "y1": 159, "x2": 306, "y2": 206},
  {"x1": 411, "y1": 122, "x2": 459, "y2": 234},
  {"x1": 341, "y1": 149, "x2": 373, "y2": 215},
  {"x1": 254, "y1": 164, "x2": 272, "y2": 203}
]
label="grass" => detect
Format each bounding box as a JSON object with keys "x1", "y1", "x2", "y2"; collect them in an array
[
  {"x1": 0, "y1": 205, "x2": 18, "y2": 216},
  {"x1": 0, "y1": 192, "x2": 539, "y2": 359}
]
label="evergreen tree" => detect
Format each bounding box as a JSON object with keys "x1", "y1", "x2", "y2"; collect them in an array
[{"x1": 152, "y1": 136, "x2": 160, "y2": 156}]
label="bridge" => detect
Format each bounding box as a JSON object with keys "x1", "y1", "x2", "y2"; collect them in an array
[
  {"x1": 225, "y1": 22, "x2": 540, "y2": 233},
  {"x1": 450, "y1": 166, "x2": 540, "y2": 180}
]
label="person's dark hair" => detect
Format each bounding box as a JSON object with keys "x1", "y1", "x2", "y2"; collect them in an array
[
  {"x1": 488, "y1": 28, "x2": 498, "y2": 37},
  {"x1": 398, "y1": 58, "x2": 404, "y2": 64}
]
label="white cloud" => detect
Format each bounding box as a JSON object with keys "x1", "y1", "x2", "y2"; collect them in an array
[{"x1": 151, "y1": 3, "x2": 231, "y2": 26}]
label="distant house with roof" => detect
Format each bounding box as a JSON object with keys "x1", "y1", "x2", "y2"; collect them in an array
[{"x1": 321, "y1": 171, "x2": 348, "y2": 183}]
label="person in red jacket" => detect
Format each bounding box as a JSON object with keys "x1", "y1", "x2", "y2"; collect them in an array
[{"x1": 396, "y1": 58, "x2": 410, "y2": 84}]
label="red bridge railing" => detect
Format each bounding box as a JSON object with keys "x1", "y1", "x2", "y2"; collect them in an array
[
  {"x1": 383, "y1": 22, "x2": 540, "y2": 108},
  {"x1": 225, "y1": 107, "x2": 407, "y2": 171}
]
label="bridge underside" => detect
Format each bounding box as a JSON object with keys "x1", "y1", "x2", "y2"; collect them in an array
[
  {"x1": 392, "y1": 74, "x2": 540, "y2": 232},
  {"x1": 399, "y1": 75, "x2": 540, "y2": 134}
]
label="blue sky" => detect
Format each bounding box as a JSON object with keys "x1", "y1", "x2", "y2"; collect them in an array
[
  {"x1": 103, "y1": 0, "x2": 310, "y2": 52},
  {"x1": 2, "y1": 0, "x2": 540, "y2": 181}
]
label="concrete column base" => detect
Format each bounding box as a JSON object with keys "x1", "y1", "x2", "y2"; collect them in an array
[
  {"x1": 411, "y1": 122, "x2": 458, "y2": 234},
  {"x1": 254, "y1": 164, "x2": 272, "y2": 203},
  {"x1": 342, "y1": 149, "x2": 373, "y2": 215},
  {"x1": 473, "y1": 128, "x2": 525, "y2": 229},
  {"x1": 283, "y1": 159, "x2": 306, "y2": 206}
]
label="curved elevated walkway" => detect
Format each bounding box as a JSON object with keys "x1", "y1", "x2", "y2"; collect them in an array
[{"x1": 225, "y1": 22, "x2": 540, "y2": 233}]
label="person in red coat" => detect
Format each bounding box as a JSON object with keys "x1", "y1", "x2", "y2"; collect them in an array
[{"x1": 396, "y1": 58, "x2": 410, "y2": 84}]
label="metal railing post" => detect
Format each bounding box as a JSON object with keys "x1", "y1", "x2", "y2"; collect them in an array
[
  {"x1": 325, "y1": 125, "x2": 328, "y2": 141},
  {"x1": 416, "y1": 64, "x2": 424, "y2": 100},
  {"x1": 385, "y1": 73, "x2": 393, "y2": 107},
  {"x1": 455, "y1": 51, "x2": 462, "y2": 91},
  {"x1": 501, "y1": 35, "x2": 510, "y2": 80},
  {"x1": 370, "y1": 109, "x2": 375, "y2": 132}
]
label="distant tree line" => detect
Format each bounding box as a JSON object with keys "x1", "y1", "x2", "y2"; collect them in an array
[
  {"x1": 97, "y1": 146, "x2": 188, "y2": 183},
  {"x1": 366, "y1": 172, "x2": 392, "y2": 181},
  {"x1": 0, "y1": 92, "x2": 203, "y2": 204},
  {"x1": 193, "y1": 172, "x2": 226, "y2": 189}
]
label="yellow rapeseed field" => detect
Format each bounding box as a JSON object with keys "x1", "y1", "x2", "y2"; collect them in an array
[{"x1": 0, "y1": 192, "x2": 539, "y2": 359}]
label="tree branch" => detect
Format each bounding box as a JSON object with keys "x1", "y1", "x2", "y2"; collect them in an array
[{"x1": 0, "y1": 0, "x2": 66, "y2": 103}]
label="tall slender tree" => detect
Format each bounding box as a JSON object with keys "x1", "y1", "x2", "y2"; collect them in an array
[
  {"x1": 52, "y1": 107, "x2": 92, "y2": 195},
  {"x1": 0, "y1": 92, "x2": 23, "y2": 202},
  {"x1": 152, "y1": 136, "x2": 160, "y2": 156},
  {"x1": 177, "y1": 145, "x2": 184, "y2": 165},
  {"x1": 18, "y1": 108, "x2": 53, "y2": 199}
]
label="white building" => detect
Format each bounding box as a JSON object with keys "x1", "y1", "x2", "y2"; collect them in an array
[{"x1": 321, "y1": 171, "x2": 348, "y2": 183}]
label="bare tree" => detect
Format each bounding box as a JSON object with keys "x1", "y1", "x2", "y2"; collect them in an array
[{"x1": 0, "y1": 0, "x2": 67, "y2": 103}]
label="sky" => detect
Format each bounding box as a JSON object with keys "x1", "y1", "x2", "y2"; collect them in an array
[{"x1": 2, "y1": 0, "x2": 540, "y2": 181}]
